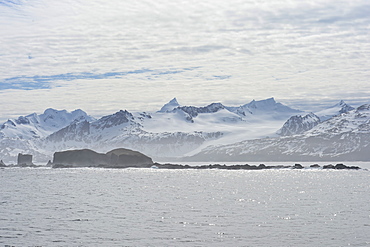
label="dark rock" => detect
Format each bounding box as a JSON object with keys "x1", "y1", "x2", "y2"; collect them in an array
[
  {"x1": 334, "y1": 163, "x2": 360, "y2": 170},
  {"x1": 0, "y1": 160, "x2": 6, "y2": 167},
  {"x1": 258, "y1": 164, "x2": 266, "y2": 169},
  {"x1": 348, "y1": 166, "x2": 360, "y2": 170},
  {"x1": 293, "y1": 163, "x2": 304, "y2": 169},
  {"x1": 17, "y1": 153, "x2": 34, "y2": 166},
  {"x1": 53, "y1": 149, "x2": 107, "y2": 167},
  {"x1": 310, "y1": 164, "x2": 320, "y2": 168},
  {"x1": 334, "y1": 163, "x2": 347, "y2": 169},
  {"x1": 147, "y1": 162, "x2": 361, "y2": 171},
  {"x1": 323, "y1": 164, "x2": 335, "y2": 169},
  {"x1": 106, "y1": 148, "x2": 153, "y2": 168},
  {"x1": 322, "y1": 163, "x2": 360, "y2": 170},
  {"x1": 52, "y1": 148, "x2": 153, "y2": 168}
]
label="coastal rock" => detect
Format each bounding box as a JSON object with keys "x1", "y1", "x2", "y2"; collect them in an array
[
  {"x1": 52, "y1": 148, "x2": 153, "y2": 168},
  {"x1": 323, "y1": 163, "x2": 360, "y2": 170},
  {"x1": 150, "y1": 162, "x2": 361, "y2": 170},
  {"x1": 293, "y1": 164, "x2": 304, "y2": 169},
  {"x1": 53, "y1": 149, "x2": 106, "y2": 167},
  {"x1": 17, "y1": 153, "x2": 34, "y2": 167},
  {"x1": 323, "y1": 164, "x2": 335, "y2": 169},
  {"x1": 106, "y1": 148, "x2": 153, "y2": 168},
  {"x1": 0, "y1": 160, "x2": 6, "y2": 167}
]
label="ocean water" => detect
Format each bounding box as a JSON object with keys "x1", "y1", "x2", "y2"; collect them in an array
[{"x1": 0, "y1": 165, "x2": 369, "y2": 246}]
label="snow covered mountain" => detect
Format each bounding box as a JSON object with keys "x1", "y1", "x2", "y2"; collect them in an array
[
  {"x1": 227, "y1": 97, "x2": 302, "y2": 119},
  {"x1": 276, "y1": 100, "x2": 355, "y2": 137},
  {"x1": 40, "y1": 98, "x2": 302, "y2": 161},
  {"x1": 0, "y1": 108, "x2": 95, "y2": 139},
  {"x1": 0, "y1": 109, "x2": 94, "y2": 162},
  {"x1": 315, "y1": 100, "x2": 355, "y2": 121},
  {"x1": 158, "y1": 97, "x2": 180, "y2": 112},
  {"x1": 0, "y1": 98, "x2": 367, "y2": 163},
  {"x1": 277, "y1": 113, "x2": 321, "y2": 136},
  {"x1": 187, "y1": 104, "x2": 370, "y2": 162}
]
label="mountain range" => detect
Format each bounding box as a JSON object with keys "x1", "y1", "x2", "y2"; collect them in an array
[{"x1": 0, "y1": 98, "x2": 368, "y2": 163}]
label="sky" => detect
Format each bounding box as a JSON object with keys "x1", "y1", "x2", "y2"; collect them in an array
[{"x1": 0, "y1": 0, "x2": 369, "y2": 121}]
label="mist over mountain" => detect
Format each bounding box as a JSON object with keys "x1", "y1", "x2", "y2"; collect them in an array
[
  {"x1": 187, "y1": 104, "x2": 370, "y2": 162},
  {"x1": 0, "y1": 98, "x2": 367, "y2": 163}
]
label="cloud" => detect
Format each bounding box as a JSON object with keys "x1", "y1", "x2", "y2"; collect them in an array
[
  {"x1": 0, "y1": 0, "x2": 369, "y2": 121},
  {"x1": 1, "y1": 66, "x2": 232, "y2": 90},
  {"x1": 0, "y1": 70, "x2": 153, "y2": 90}
]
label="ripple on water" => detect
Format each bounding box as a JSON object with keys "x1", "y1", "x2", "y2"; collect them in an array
[{"x1": 0, "y1": 167, "x2": 369, "y2": 246}]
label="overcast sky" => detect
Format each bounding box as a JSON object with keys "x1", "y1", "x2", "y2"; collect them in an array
[{"x1": 1, "y1": 0, "x2": 369, "y2": 121}]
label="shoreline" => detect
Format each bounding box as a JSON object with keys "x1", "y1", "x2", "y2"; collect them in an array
[{"x1": 1, "y1": 162, "x2": 364, "y2": 170}]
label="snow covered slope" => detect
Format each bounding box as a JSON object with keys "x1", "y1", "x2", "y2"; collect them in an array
[
  {"x1": 42, "y1": 98, "x2": 301, "y2": 161},
  {"x1": 315, "y1": 100, "x2": 354, "y2": 121},
  {"x1": 187, "y1": 104, "x2": 370, "y2": 162},
  {"x1": 277, "y1": 113, "x2": 321, "y2": 136},
  {"x1": 276, "y1": 100, "x2": 355, "y2": 137},
  {"x1": 158, "y1": 97, "x2": 180, "y2": 112},
  {"x1": 0, "y1": 109, "x2": 95, "y2": 162},
  {"x1": 0, "y1": 98, "x2": 366, "y2": 163},
  {"x1": 0, "y1": 108, "x2": 95, "y2": 139}
]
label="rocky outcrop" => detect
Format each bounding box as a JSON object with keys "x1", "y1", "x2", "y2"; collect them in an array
[
  {"x1": 17, "y1": 153, "x2": 34, "y2": 167},
  {"x1": 52, "y1": 148, "x2": 153, "y2": 168},
  {"x1": 0, "y1": 160, "x2": 6, "y2": 167},
  {"x1": 106, "y1": 148, "x2": 153, "y2": 167},
  {"x1": 53, "y1": 149, "x2": 107, "y2": 167},
  {"x1": 150, "y1": 163, "x2": 360, "y2": 170},
  {"x1": 323, "y1": 163, "x2": 360, "y2": 170}
]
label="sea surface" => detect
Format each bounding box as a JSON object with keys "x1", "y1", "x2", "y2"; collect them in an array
[{"x1": 1, "y1": 163, "x2": 369, "y2": 247}]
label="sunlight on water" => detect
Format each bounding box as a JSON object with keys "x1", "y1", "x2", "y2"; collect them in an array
[{"x1": 0, "y1": 167, "x2": 369, "y2": 246}]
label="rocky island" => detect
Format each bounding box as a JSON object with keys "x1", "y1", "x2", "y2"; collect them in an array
[
  {"x1": 52, "y1": 148, "x2": 154, "y2": 168},
  {"x1": 0, "y1": 148, "x2": 362, "y2": 170}
]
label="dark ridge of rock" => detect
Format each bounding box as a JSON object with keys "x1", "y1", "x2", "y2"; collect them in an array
[
  {"x1": 151, "y1": 163, "x2": 361, "y2": 170},
  {"x1": 323, "y1": 163, "x2": 360, "y2": 170},
  {"x1": 334, "y1": 163, "x2": 348, "y2": 169},
  {"x1": 323, "y1": 164, "x2": 334, "y2": 169},
  {"x1": 310, "y1": 164, "x2": 320, "y2": 168},
  {"x1": 153, "y1": 163, "x2": 293, "y2": 170},
  {"x1": 17, "y1": 153, "x2": 34, "y2": 167},
  {"x1": 335, "y1": 164, "x2": 360, "y2": 170},
  {"x1": 106, "y1": 148, "x2": 153, "y2": 168},
  {"x1": 53, "y1": 149, "x2": 107, "y2": 167},
  {"x1": 293, "y1": 164, "x2": 304, "y2": 169},
  {"x1": 52, "y1": 148, "x2": 153, "y2": 168}
]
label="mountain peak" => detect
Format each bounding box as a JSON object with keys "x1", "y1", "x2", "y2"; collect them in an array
[
  {"x1": 92, "y1": 110, "x2": 134, "y2": 130},
  {"x1": 240, "y1": 97, "x2": 300, "y2": 116},
  {"x1": 277, "y1": 112, "x2": 321, "y2": 136},
  {"x1": 247, "y1": 97, "x2": 279, "y2": 108},
  {"x1": 315, "y1": 100, "x2": 355, "y2": 121},
  {"x1": 158, "y1": 98, "x2": 180, "y2": 112},
  {"x1": 169, "y1": 97, "x2": 179, "y2": 104},
  {"x1": 43, "y1": 108, "x2": 60, "y2": 115}
]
